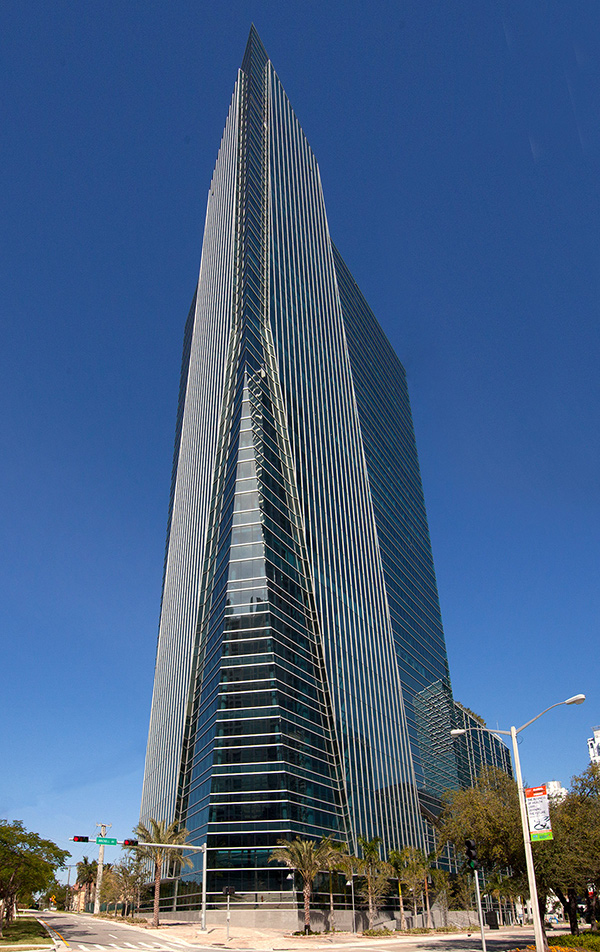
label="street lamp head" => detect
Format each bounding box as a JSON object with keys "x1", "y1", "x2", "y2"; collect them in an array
[
  {"x1": 450, "y1": 728, "x2": 467, "y2": 737},
  {"x1": 565, "y1": 694, "x2": 586, "y2": 706}
]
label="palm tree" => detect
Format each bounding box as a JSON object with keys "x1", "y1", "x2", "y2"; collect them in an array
[
  {"x1": 132, "y1": 819, "x2": 192, "y2": 928},
  {"x1": 269, "y1": 837, "x2": 330, "y2": 934},
  {"x1": 319, "y1": 838, "x2": 349, "y2": 932},
  {"x1": 388, "y1": 850, "x2": 408, "y2": 930},
  {"x1": 355, "y1": 835, "x2": 392, "y2": 930},
  {"x1": 76, "y1": 857, "x2": 97, "y2": 910}
]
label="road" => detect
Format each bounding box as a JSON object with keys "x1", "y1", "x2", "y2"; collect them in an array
[
  {"x1": 36, "y1": 912, "x2": 208, "y2": 952},
  {"x1": 37, "y1": 912, "x2": 539, "y2": 952}
]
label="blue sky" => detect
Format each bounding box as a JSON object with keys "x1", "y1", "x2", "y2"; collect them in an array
[{"x1": 1, "y1": 0, "x2": 598, "y2": 873}]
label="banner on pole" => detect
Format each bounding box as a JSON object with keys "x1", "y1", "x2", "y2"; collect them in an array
[{"x1": 525, "y1": 784, "x2": 553, "y2": 841}]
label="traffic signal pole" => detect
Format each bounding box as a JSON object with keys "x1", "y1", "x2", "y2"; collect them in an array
[
  {"x1": 71, "y1": 835, "x2": 207, "y2": 927},
  {"x1": 473, "y1": 869, "x2": 486, "y2": 952},
  {"x1": 465, "y1": 841, "x2": 486, "y2": 952},
  {"x1": 93, "y1": 823, "x2": 111, "y2": 915}
]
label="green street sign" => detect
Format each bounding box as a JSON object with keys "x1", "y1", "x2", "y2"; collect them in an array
[{"x1": 96, "y1": 837, "x2": 117, "y2": 845}]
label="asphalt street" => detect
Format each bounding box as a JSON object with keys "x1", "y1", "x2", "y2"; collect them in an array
[
  {"x1": 36, "y1": 912, "x2": 540, "y2": 952},
  {"x1": 37, "y1": 912, "x2": 209, "y2": 952}
]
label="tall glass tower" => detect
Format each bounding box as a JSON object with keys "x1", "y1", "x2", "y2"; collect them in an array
[{"x1": 141, "y1": 27, "x2": 465, "y2": 908}]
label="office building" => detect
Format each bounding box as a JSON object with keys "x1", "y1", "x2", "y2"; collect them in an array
[
  {"x1": 140, "y1": 27, "x2": 508, "y2": 910},
  {"x1": 588, "y1": 727, "x2": 600, "y2": 765},
  {"x1": 452, "y1": 701, "x2": 513, "y2": 790}
]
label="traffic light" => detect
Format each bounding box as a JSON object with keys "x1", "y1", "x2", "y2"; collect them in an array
[
  {"x1": 122, "y1": 839, "x2": 138, "y2": 847},
  {"x1": 72, "y1": 836, "x2": 89, "y2": 842},
  {"x1": 465, "y1": 839, "x2": 478, "y2": 869}
]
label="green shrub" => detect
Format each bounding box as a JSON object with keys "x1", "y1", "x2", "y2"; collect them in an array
[
  {"x1": 363, "y1": 928, "x2": 395, "y2": 936},
  {"x1": 548, "y1": 937, "x2": 600, "y2": 951}
]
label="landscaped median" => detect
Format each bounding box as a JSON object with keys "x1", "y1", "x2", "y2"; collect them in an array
[
  {"x1": 515, "y1": 937, "x2": 600, "y2": 952},
  {"x1": 0, "y1": 917, "x2": 53, "y2": 947}
]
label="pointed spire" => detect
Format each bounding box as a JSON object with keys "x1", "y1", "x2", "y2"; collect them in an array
[{"x1": 241, "y1": 24, "x2": 269, "y2": 77}]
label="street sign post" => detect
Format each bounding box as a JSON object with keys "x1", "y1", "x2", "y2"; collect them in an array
[{"x1": 96, "y1": 836, "x2": 118, "y2": 845}]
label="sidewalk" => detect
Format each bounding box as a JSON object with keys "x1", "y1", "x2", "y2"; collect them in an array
[{"x1": 137, "y1": 920, "x2": 539, "y2": 950}]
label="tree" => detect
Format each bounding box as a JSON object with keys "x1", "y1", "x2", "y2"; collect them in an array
[
  {"x1": 395, "y1": 846, "x2": 428, "y2": 925},
  {"x1": 76, "y1": 857, "x2": 98, "y2": 910},
  {"x1": 387, "y1": 850, "x2": 408, "y2": 930},
  {"x1": 99, "y1": 868, "x2": 121, "y2": 914},
  {"x1": 112, "y1": 856, "x2": 146, "y2": 917},
  {"x1": 533, "y1": 765, "x2": 600, "y2": 934},
  {"x1": 448, "y1": 869, "x2": 477, "y2": 926},
  {"x1": 319, "y1": 838, "x2": 349, "y2": 932},
  {"x1": 132, "y1": 819, "x2": 192, "y2": 928},
  {"x1": 37, "y1": 877, "x2": 64, "y2": 910},
  {"x1": 430, "y1": 867, "x2": 450, "y2": 927},
  {"x1": 269, "y1": 837, "x2": 330, "y2": 934},
  {"x1": 0, "y1": 821, "x2": 69, "y2": 936},
  {"x1": 354, "y1": 835, "x2": 392, "y2": 930},
  {"x1": 438, "y1": 764, "x2": 600, "y2": 936},
  {"x1": 438, "y1": 767, "x2": 524, "y2": 874}
]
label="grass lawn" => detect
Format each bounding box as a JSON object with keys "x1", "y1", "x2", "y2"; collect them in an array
[{"x1": 0, "y1": 918, "x2": 52, "y2": 945}]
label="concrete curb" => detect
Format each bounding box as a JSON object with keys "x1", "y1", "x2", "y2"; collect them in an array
[
  {"x1": 0, "y1": 946, "x2": 54, "y2": 951},
  {"x1": 6, "y1": 916, "x2": 59, "y2": 952},
  {"x1": 37, "y1": 915, "x2": 65, "y2": 951},
  {"x1": 2, "y1": 936, "x2": 56, "y2": 952}
]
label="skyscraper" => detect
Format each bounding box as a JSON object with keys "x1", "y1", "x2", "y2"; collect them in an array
[{"x1": 141, "y1": 27, "x2": 504, "y2": 911}]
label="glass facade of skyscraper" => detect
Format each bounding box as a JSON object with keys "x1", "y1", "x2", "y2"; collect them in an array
[{"x1": 140, "y1": 27, "x2": 510, "y2": 912}]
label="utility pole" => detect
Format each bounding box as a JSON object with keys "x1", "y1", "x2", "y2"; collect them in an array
[
  {"x1": 63, "y1": 865, "x2": 77, "y2": 912},
  {"x1": 93, "y1": 823, "x2": 111, "y2": 915}
]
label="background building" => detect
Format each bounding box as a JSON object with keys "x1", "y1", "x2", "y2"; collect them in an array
[
  {"x1": 545, "y1": 780, "x2": 568, "y2": 801},
  {"x1": 452, "y1": 701, "x2": 513, "y2": 789},
  {"x1": 141, "y1": 28, "x2": 510, "y2": 913},
  {"x1": 588, "y1": 727, "x2": 600, "y2": 764}
]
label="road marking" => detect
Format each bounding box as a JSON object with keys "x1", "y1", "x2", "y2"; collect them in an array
[
  {"x1": 109, "y1": 936, "x2": 119, "y2": 939},
  {"x1": 39, "y1": 921, "x2": 69, "y2": 946},
  {"x1": 67, "y1": 944, "x2": 198, "y2": 952}
]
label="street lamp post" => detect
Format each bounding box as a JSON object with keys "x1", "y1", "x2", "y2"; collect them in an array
[
  {"x1": 345, "y1": 876, "x2": 356, "y2": 934},
  {"x1": 451, "y1": 694, "x2": 585, "y2": 952}
]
